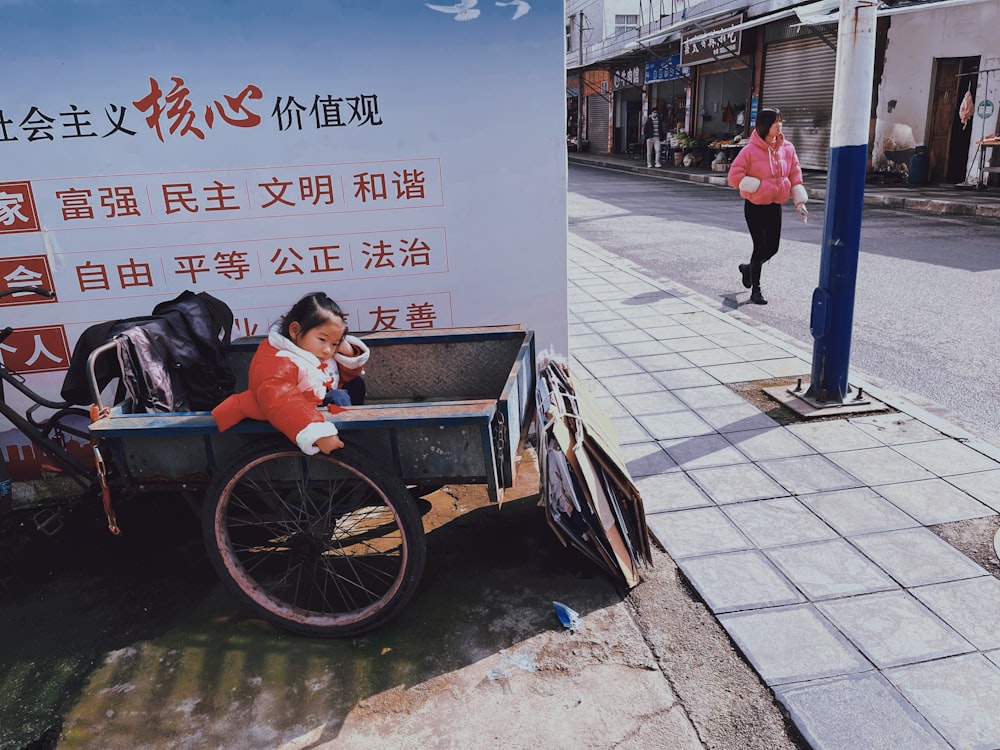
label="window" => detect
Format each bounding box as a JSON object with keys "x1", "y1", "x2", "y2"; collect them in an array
[
  {"x1": 566, "y1": 21, "x2": 574, "y2": 51},
  {"x1": 614, "y1": 14, "x2": 638, "y2": 36}
]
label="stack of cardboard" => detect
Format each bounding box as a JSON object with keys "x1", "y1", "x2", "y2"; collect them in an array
[{"x1": 536, "y1": 358, "x2": 652, "y2": 589}]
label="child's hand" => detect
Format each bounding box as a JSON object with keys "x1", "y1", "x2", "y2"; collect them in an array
[
  {"x1": 338, "y1": 364, "x2": 364, "y2": 383},
  {"x1": 315, "y1": 434, "x2": 344, "y2": 453}
]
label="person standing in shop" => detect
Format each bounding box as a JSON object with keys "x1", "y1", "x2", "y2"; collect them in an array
[
  {"x1": 727, "y1": 107, "x2": 809, "y2": 305},
  {"x1": 643, "y1": 108, "x2": 665, "y2": 169}
]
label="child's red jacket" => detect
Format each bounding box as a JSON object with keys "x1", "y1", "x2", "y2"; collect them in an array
[{"x1": 212, "y1": 334, "x2": 342, "y2": 455}]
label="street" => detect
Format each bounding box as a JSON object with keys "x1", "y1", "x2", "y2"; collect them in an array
[{"x1": 568, "y1": 163, "x2": 1000, "y2": 444}]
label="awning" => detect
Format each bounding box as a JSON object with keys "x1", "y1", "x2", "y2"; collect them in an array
[{"x1": 877, "y1": 0, "x2": 998, "y2": 15}]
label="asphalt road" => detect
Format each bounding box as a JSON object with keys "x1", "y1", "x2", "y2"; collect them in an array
[{"x1": 568, "y1": 162, "x2": 1000, "y2": 445}]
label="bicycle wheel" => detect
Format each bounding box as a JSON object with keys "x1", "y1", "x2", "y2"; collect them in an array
[{"x1": 202, "y1": 440, "x2": 426, "y2": 637}]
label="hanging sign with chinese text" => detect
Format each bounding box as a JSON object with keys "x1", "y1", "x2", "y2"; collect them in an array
[{"x1": 680, "y1": 14, "x2": 745, "y2": 66}]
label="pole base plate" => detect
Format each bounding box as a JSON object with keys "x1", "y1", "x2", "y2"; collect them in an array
[{"x1": 762, "y1": 382, "x2": 890, "y2": 419}]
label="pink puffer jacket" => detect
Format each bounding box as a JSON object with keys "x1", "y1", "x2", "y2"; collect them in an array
[{"x1": 727, "y1": 130, "x2": 807, "y2": 207}]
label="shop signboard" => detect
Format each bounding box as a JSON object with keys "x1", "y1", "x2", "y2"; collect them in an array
[
  {"x1": 645, "y1": 56, "x2": 689, "y2": 84},
  {"x1": 680, "y1": 14, "x2": 745, "y2": 66},
  {"x1": 613, "y1": 65, "x2": 644, "y2": 90},
  {"x1": 0, "y1": 0, "x2": 567, "y2": 476}
]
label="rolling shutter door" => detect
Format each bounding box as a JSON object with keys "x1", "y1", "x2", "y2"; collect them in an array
[
  {"x1": 761, "y1": 35, "x2": 837, "y2": 170},
  {"x1": 587, "y1": 95, "x2": 611, "y2": 154}
]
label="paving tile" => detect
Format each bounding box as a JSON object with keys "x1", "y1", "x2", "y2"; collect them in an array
[
  {"x1": 645, "y1": 507, "x2": 752, "y2": 559},
  {"x1": 671, "y1": 315, "x2": 734, "y2": 336},
  {"x1": 580, "y1": 357, "x2": 645, "y2": 379},
  {"x1": 635, "y1": 471, "x2": 711, "y2": 512},
  {"x1": 599, "y1": 372, "x2": 664, "y2": 396},
  {"x1": 818, "y1": 591, "x2": 974, "y2": 669},
  {"x1": 666, "y1": 337, "x2": 718, "y2": 353},
  {"x1": 588, "y1": 318, "x2": 638, "y2": 334},
  {"x1": 676, "y1": 550, "x2": 804, "y2": 613},
  {"x1": 616, "y1": 390, "x2": 687, "y2": 416},
  {"x1": 609, "y1": 415, "x2": 652, "y2": 444},
  {"x1": 754, "y1": 358, "x2": 811, "y2": 378},
  {"x1": 686, "y1": 463, "x2": 789, "y2": 505},
  {"x1": 681, "y1": 347, "x2": 743, "y2": 367},
  {"x1": 787, "y1": 421, "x2": 884, "y2": 452},
  {"x1": 726, "y1": 427, "x2": 816, "y2": 461},
  {"x1": 695, "y1": 404, "x2": 780, "y2": 434},
  {"x1": 701, "y1": 362, "x2": 773, "y2": 384},
  {"x1": 893, "y1": 439, "x2": 1000, "y2": 477},
  {"x1": 672, "y1": 384, "x2": 747, "y2": 409},
  {"x1": 875, "y1": 478, "x2": 996, "y2": 525},
  {"x1": 774, "y1": 673, "x2": 951, "y2": 750},
  {"x1": 800, "y1": 487, "x2": 920, "y2": 535},
  {"x1": 635, "y1": 410, "x2": 717, "y2": 440},
  {"x1": 572, "y1": 343, "x2": 624, "y2": 363},
  {"x1": 644, "y1": 324, "x2": 697, "y2": 341},
  {"x1": 886, "y1": 654, "x2": 1000, "y2": 750},
  {"x1": 602, "y1": 328, "x2": 655, "y2": 346},
  {"x1": 615, "y1": 339, "x2": 675, "y2": 358},
  {"x1": 911, "y1": 577, "x2": 1000, "y2": 651},
  {"x1": 718, "y1": 604, "x2": 872, "y2": 686},
  {"x1": 632, "y1": 352, "x2": 693, "y2": 373},
  {"x1": 850, "y1": 414, "x2": 946, "y2": 445},
  {"x1": 758, "y1": 454, "x2": 864, "y2": 495},
  {"x1": 659, "y1": 434, "x2": 750, "y2": 470},
  {"x1": 619, "y1": 442, "x2": 679, "y2": 478},
  {"x1": 825, "y1": 447, "x2": 935, "y2": 486},
  {"x1": 848, "y1": 528, "x2": 988, "y2": 587},
  {"x1": 726, "y1": 342, "x2": 793, "y2": 360},
  {"x1": 723, "y1": 497, "x2": 839, "y2": 548},
  {"x1": 765, "y1": 539, "x2": 898, "y2": 600},
  {"x1": 653, "y1": 367, "x2": 719, "y2": 389},
  {"x1": 592, "y1": 396, "x2": 631, "y2": 419},
  {"x1": 706, "y1": 331, "x2": 762, "y2": 348},
  {"x1": 946, "y1": 470, "x2": 1000, "y2": 512},
  {"x1": 569, "y1": 333, "x2": 607, "y2": 349}
]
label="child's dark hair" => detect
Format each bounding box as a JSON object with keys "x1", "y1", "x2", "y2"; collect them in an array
[
  {"x1": 755, "y1": 107, "x2": 782, "y2": 139},
  {"x1": 279, "y1": 292, "x2": 347, "y2": 338}
]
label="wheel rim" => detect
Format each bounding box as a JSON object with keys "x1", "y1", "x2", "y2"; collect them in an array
[{"x1": 213, "y1": 450, "x2": 411, "y2": 628}]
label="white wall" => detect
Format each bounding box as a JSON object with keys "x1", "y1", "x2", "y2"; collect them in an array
[{"x1": 874, "y1": 2, "x2": 1000, "y2": 181}]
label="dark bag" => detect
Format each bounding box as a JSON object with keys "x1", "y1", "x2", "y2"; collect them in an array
[{"x1": 60, "y1": 291, "x2": 236, "y2": 413}]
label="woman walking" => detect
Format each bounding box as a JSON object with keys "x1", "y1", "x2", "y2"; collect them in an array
[{"x1": 727, "y1": 107, "x2": 809, "y2": 304}]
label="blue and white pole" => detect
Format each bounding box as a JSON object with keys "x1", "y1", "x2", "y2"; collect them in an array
[{"x1": 805, "y1": 0, "x2": 877, "y2": 404}]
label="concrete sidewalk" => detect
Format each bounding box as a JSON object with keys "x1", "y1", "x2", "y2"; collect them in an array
[
  {"x1": 568, "y1": 234, "x2": 1000, "y2": 750},
  {"x1": 569, "y1": 151, "x2": 1000, "y2": 219}
]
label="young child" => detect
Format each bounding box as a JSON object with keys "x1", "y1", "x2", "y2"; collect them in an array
[{"x1": 212, "y1": 292, "x2": 369, "y2": 455}]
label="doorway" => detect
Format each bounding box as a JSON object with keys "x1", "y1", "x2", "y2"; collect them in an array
[{"x1": 927, "y1": 56, "x2": 979, "y2": 184}]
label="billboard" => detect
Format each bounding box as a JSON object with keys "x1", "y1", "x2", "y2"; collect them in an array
[{"x1": 0, "y1": 0, "x2": 567, "y2": 476}]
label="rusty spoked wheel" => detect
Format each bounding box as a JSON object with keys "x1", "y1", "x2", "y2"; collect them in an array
[{"x1": 202, "y1": 440, "x2": 426, "y2": 637}]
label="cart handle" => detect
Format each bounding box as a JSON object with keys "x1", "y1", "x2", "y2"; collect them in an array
[{"x1": 86, "y1": 339, "x2": 121, "y2": 413}]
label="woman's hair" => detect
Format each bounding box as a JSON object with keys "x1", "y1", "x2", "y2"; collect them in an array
[
  {"x1": 754, "y1": 107, "x2": 782, "y2": 139},
  {"x1": 279, "y1": 291, "x2": 347, "y2": 338}
]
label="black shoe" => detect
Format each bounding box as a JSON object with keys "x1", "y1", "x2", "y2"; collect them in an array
[
  {"x1": 739, "y1": 263, "x2": 752, "y2": 289},
  {"x1": 750, "y1": 287, "x2": 768, "y2": 305}
]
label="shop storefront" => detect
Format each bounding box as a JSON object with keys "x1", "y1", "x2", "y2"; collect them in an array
[
  {"x1": 761, "y1": 21, "x2": 837, "y2": 170},
  {"x1": 645, "y1": 54, "x2": 689, "y2": 135},
  {"x1": 612, "y1": 63, "x2": 643, "y2": 154},
  {"x1": 681, "y1": 14, "x2": 752, "y2": 143},
  {"x1": 582, "y1": 69, "x2": 612, "y2": 154}
]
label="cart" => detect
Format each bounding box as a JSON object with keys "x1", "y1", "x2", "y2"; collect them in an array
[{"x1": 86, "y1": 324, "x2": 537, "y2": 638}]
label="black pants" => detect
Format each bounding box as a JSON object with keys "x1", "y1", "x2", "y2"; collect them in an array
[{"x1": 743, "y1": 200, "x2": 782, "y2": 287}]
